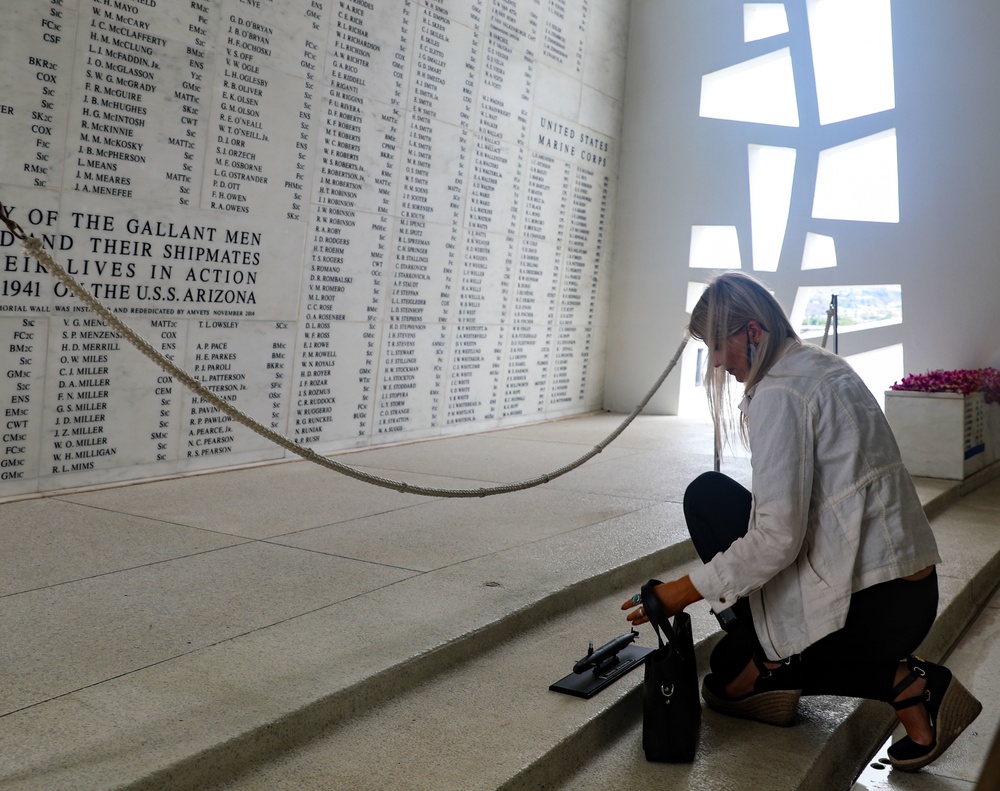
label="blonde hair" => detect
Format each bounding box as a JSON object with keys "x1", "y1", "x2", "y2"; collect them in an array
[{"x1": 688, "y1": 272, "x2": 800, "y2": 444}]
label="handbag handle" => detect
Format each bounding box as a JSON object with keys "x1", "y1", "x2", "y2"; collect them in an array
[{"x1": 640, "y1": 578, "x2": 678, "y2": 649}]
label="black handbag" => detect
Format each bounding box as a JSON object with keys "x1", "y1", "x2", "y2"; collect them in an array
[{"x1": 640, "y1": 578, "x2": 701, "y2": 762}]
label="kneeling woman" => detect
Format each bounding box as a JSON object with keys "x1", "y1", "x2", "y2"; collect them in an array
[{"x1": 622, "y1": 272, "x2": 981, "y2": 771}]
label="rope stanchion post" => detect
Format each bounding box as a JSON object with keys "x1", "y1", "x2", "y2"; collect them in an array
[{"x1": 0, "y1": 199, "x2": 690, "y2": 498}]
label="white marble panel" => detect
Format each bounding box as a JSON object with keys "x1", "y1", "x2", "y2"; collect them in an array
[
  {"x1": 582, "y1": 0, "x2": 630, "y2": 101},
  {"x1": 539, "y1": 0, "x2": 587, "y2": 76},
  {"x1": 397, "y1": 112, "x2": 467, "y2": 224},
  {"x1": 0, "y1": 187, "x2": 61, "y2": 314},
  {"x1": 313, "y1": 96, "x2": 398, "y2": 218},
  {"x1": 301, "y1": 208, "x2": 385, "y2": 324},
  {"x1": 289, "y1": 318, "x2": 382, "y2": 450},
  {"x1": 499, "y1": 316, "x2": 553, "y2": 425},
  {"x1": 176, "y1": 318, "x2": 295, "y2": 472},
  {"x1": 510, "y1": 237, "x2": 558, "y2": 322},
  {"x1": 547, "y1": 327, "x2": 591, "y2": 415},
  {"x1": 579, "y1": 84, "x2": 622, "y2": 140},
  {"x1": 562, "y1": 167, "x2": 608, "y2": 310},
  {"x1": 428, "y1": 1, "x2": 481, "y2": 34},
  {"x1": 64, "y1": 1, "x2": 218, "y2": 210},
  {"x1": 409, "y1": 5, "x2": 479, "y2": 128},
  {"x1": 519, "y1": 153, "x2": 571, "y2": 243},
  {"x1": 443, "y1": 322, "x2": 506, "y2": 430},
  {"x1": 0, "y1": 315, "x2": 49, "y2": 497},
  {"x1": 474, "y1": 12, "x2": 537, "y2": 146},
  {"x1": 477, "y1": 89, "x2": 533, "y2": 149},
  {"x1": 0, "y1": 0, "x2": 628, "y2": 498},
  {"x1": 324, "y1": 0, "x2": 410, "y2": 102},
  {"x1": 217, "y1": 0, "x2": 331, "y2": 79},
  {"x1": 27, "y1": 311, "x2": 297, "y2": 488},
  {"x1": 195, "y1": 1, "x2": 329, "y2": 220},
  {"x1": 136, "y1": 1, "x2": 220, "y2": 45},
  {"x1": 582, "y1": 320, "x2": 609, "y2": 409},
  {"x1": 479, "y1": 0, "x2": 542, "y2": 59},
  {"x1": 0, "y1": 4, "x2": 78, "y2": 193},
  {"x1": 458, "y1": 228, "x2": 512, "y2": 326},
  {"x1": 463, "y1": 133, "x2": 521, "y2": 236},
  {"x1": 373, "y1": 319, "x2": 448, "y2": 440},
  {"x1": 200, "y1": 66, "x2": 312, "y2": 217},
  {"x1": 388, "y1": 217, "x2": 452, "y2": 322},
  {"x1": 529, "y1": 106, "x2": 599, "y2": 183},
  {"x1": 533, "y1": 63, "x2": 581, "y2": 124},
  {"x1": 36, "y1": 315, "x2": 186, "y2": 490},
  {"x1": 48, "y1": 191, "x2": 304, "y2": 322}
]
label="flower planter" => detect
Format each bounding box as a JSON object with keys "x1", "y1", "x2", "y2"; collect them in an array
[{"x1": 884, "y1": 390, "x2": 996, "y2": 480}]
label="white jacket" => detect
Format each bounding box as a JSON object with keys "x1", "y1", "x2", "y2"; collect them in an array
[{"x1": 688, "y1": 341, "x2": 941, "y2": 659}]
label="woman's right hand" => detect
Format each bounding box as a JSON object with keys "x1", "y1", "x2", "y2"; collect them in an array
[{"x1": 620, "y1": 576, "x2": 703, "y2": 625}]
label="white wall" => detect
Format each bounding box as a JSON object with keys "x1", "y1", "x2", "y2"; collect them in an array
[
  {"x1": 606, "y1": 0, "x2": 1000, "y2": 414},
  {"x1": 0, "y1": 0, "x2": 631, "y2": 499}
]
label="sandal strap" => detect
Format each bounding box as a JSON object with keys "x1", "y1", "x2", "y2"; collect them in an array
[
  {"x1": 891, "y1": 692, "x2": 926, "y2": 711},
  {"x1": 753, "y1": 653, "x2": 776, "y2": 679},
  {"x1": 890, "y1": 656, "x2": 931, "y2": 709},
  {"x1": 889, "y1": 669, "x2": 921, "y2": 702},
  {"x1": 752, "y1": 652, "x2": 796, "y2": 685}
]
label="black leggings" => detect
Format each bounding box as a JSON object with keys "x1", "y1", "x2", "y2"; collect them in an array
[{"x1": 683, "y1": 471, "x2": 939, "y2": 701}]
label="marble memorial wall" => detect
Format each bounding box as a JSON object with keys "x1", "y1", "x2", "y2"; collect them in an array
[{"x1": 0, "y1": 0, "x2": 625, "y2": 497}]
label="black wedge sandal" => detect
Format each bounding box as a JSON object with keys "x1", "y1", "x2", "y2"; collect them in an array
[
  {"x1": 887, "y1": 655, "x2": 983, "y2": 772},
  {"x1": 701, "y1": 652, "x2": 802, "y2": 727}
]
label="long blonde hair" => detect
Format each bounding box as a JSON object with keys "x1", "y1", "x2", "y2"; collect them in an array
[{"x1": 688, "y1": 272, "x2": 800, "y2": 444}]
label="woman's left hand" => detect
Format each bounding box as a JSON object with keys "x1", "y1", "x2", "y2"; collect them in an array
[{"x1": 620, "y1": 576, "x2": 703, "y2": 626}]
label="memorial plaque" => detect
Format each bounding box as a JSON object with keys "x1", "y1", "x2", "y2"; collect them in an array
[
  {"x1": 0, "y1": 7, "x2": 77, "y2": 196},
  {"x1": 178, "y1": 318, "x2": 296, "y2": 472},
  {"x1": 0, "y1": 0, "x2": 627, "y2": 499},
  {"x1": 0, "y1": 315, "x2": 49, "y2": 496}
]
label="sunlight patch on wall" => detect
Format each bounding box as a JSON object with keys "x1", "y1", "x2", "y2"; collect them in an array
[
  {"x1": 801, "y1": 232, "x2": 837, "y2": 270},
  {"x1": 845, "y1": 344, "x2": 904, "y2": 408},
  {"x1": 812, "y1": 129, "x2": 899, "y2": 223},
  {"x1": 748, "y1": 144, "x2": 796, "y2": 271},
  {"x1": 686, "y1": 281, "x2": 708, "y2": 312},
  {"x1": 689, "y1": 226, "x2": 742, "y2": 269},
  {"x1": 699, "y1": 48, "x2": 799, "y2": 127},
  {"x1": 806, "y1": 0, "x2": 895, "y2": 125},
  {"x1": 744, "y1": 3, "x2": 789, "y2": 42}
]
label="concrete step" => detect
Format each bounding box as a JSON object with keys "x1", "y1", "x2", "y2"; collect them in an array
[
  {"x1": 3, "y1": 426, "x2": 995, "y2": 791},
  {"x1": 210, "y1": 555, "x2": 715, "y2": 791},
  {"x1": 207, "y1": 474, "x2": 1000, "y2": 791},
  {"x1": 0, "y1": 477, "x2": 704, "y2": 791}
]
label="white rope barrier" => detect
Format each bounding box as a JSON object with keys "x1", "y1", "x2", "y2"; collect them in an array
[{"x1": 0, "y1": 201, "x2": 688, "y2": 497}]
